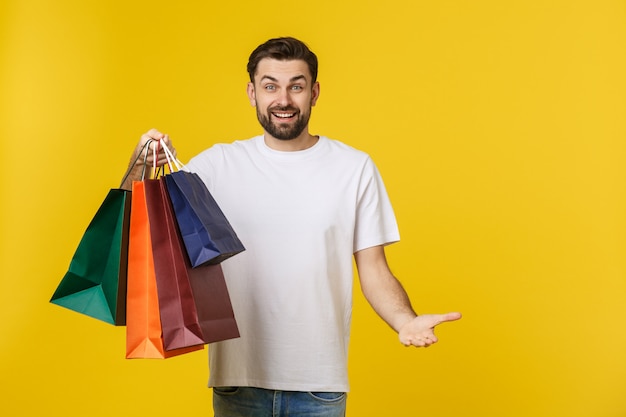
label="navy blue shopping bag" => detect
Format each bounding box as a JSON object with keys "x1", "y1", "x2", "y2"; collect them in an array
[{"x1": 164, "y1": 171, "x2": 245, "y2": 267}]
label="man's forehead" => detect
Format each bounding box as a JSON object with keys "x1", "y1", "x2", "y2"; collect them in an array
[{"x1": 254, "y1": 58, "x2": 312, "y2": 82}]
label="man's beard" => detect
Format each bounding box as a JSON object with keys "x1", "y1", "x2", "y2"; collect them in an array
[{"x1": 257, "y1": 106, "x2": 311, "y2": 141}]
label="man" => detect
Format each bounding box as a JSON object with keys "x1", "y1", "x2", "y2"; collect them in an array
[{"x1": 124, "y1": 37, "x2": 461, "y2": 417}]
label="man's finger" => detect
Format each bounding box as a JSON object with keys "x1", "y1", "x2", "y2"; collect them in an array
[
  {"x1": 428, "y1": 312, "x2": 462, "y2": 328},
  {"x1": 439, "y1": 312, "x2": 462, "y2": 323}
]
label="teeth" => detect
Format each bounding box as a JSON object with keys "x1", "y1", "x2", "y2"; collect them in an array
[{"x1": 274, "y1": 113, "x2": 295, "y2": 118}]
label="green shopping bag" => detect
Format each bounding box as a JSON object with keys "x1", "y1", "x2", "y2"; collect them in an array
[
  {"x1": 51, "y1": 141, "x2": 156, "y2": 325},
  {"x1": 50, "y1": 189, "x2": 131, "y2": 325}
]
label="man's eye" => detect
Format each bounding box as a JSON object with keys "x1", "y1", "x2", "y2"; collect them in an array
[
  {"x1": 264, "y1": 85, "x2": 276, "y2": 91},
  {"x1": 291, "y1": 85, "x2": 303, "y2": 91}
]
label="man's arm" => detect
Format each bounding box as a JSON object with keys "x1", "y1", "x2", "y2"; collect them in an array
[
  {"x1": 354, "y1": 245, "x2": 461, "y2": 347},
  {"x1": 120, "y1": 129, "x2": 176, "y2": 190}
]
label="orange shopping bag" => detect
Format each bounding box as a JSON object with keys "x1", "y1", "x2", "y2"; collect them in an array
[{"x1": 125, "y1": 180, "x2": 203, "y2": 359}]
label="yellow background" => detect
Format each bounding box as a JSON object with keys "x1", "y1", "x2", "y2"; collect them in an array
[{"x1": 1, "y1": 1, "x2": 625, "y2": 416}]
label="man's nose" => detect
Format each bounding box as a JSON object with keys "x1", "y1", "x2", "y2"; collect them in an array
[{"x1": 275, "y1": 89, "x2": 292, "y2": 107}]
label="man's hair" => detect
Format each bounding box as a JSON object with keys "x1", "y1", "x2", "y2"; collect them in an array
[{"x1": 247, "y1": 37, "x2": 318, "y2": 84}]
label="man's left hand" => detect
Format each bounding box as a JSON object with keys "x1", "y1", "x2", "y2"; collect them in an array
[{"x1": 398, "y1": 312, "x2": 462, "y2": 347}]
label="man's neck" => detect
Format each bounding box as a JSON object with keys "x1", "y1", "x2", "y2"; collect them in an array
[{"x1": 263, "y1": 132, "x2": 319, "y2": 152}]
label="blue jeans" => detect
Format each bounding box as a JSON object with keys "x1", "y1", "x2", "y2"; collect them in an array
[{"x1": 213, "y1": 386, "x2": 347, "y2": 417}]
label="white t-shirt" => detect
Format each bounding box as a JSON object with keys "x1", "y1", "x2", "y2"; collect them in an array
[{"x1": 185, "y1": 135, "x2": 399, "y2": 392}]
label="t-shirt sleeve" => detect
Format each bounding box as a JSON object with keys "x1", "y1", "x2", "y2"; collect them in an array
[{"x1": 353, "y1": 157, "x2": 400, "y2": 252}]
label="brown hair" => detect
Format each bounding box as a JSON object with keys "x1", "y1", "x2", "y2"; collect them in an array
[{"x1": 247, "y1": 37, "x2": 318, "y2": 84}]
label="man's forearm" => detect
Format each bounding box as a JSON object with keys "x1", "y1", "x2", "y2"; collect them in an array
[{"x1": 355, "y1": 246, "x2": 418, "y2": 333}]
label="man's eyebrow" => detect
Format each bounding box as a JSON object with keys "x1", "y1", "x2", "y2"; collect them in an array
[
  {"x1": 259, "y1": 74, "x2": 308, "y2": 83},
  {"x1": 260, "y1": 75, "x2": 279, "y2": 82},
  {"x1": 290, "y1": 75, "x2": 307, "y2": 83}
]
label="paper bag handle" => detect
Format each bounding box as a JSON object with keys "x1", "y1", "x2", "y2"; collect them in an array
[{"x1": 119, "y1": 139, "x2": 154, "y2": 187}]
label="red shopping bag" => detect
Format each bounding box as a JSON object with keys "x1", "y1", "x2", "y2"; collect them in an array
[
  {"x1": 186, "y1": 261, "x2": 240, "y2": 344},
  {"x1": 144, "y1": 178, "x2": 206, "y2": 351}
]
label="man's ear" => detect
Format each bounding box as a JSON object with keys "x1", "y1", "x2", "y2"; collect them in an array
[
  {"x1": 247, "y1": 82, "x2": 256, "y2": 107},
  {"x1": 311, "y1": 82, "x2": 320, "y2": 106}
]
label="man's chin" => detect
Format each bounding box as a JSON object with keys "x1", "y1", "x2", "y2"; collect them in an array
[
  {"x1": 266, "y1": 125, "x2": 305, "y2": 141},
  {"x1": 258, "y1": 113, "x2": 309, "y2": 141}
]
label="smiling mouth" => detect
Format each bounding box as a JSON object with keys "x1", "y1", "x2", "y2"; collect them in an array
[
  {"x1": 270, "y1": 107, "x2": 298, "y2": 120},
  {"x1": 273, "y1": 112, "x2": 295, "y2": 118}
]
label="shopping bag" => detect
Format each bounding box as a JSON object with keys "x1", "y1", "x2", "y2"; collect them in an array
[
  {"x1": 50, "y1": 188, "x2": 130, "y2": 325},
  {"x1": 143, "y1": 178, "x2": 206, "y2": 351},
  {"x1": 164, "y1": 171, "x2": 245, "y2": 267},
  {"x1": 51, "y1": 139, "x2": 156, "y2": 325},
  {"x1": 125, "y1": 180, "x2": 203, "y2": 359},
  {"x1": 154, "y1": 142, "x2": 239, "y2": 344},
  {"x1": 186, "y1": 262, "x2": 240, "y2": 343},
  {"x1": 153, "y1": 178, "x2": 240, "y2": 344}
]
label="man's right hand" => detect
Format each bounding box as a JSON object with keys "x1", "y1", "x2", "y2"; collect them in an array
[{"x1": 121, "y1": 128, "x2": 177, "y2": 190}]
